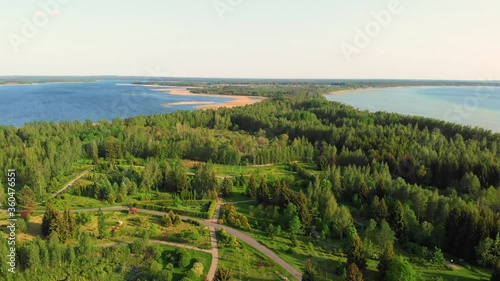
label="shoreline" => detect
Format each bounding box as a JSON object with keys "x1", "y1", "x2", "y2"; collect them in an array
[
  {"x1": 152, "y1": 87, "x2": 266, "y2": 109},
  {"x1": 326, "y1": 85, "x2": 500, "y2": 96},
  {"x1": 161, "y1": 101, "x2": 215, "y2": 108},
  {"x1": 327, "y1": 87, "x2": 374, "y2": 95}
]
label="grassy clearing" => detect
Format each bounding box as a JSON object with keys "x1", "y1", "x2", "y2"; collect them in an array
[
  {"x1": 225, "y1": 185, "x2": 251, "y2": 203},
  {"x1": 84, "y1": 211, "x2": 212, "y2": 250},
  {"x1": 419, "y1": 268, "x2": 490, "y2": 281},
  {"x1": 217, "y1": 231, "x2": 298, "y2": 281},
  {"x1": 3, "y1": 211, "x2": 212, "y2": 250},
  {"x1": 0, "y1": 212, "x2": 43, "y2": 241},
  {"x1": 160, "y1": 245, "x2": 212, "y2": 280}
]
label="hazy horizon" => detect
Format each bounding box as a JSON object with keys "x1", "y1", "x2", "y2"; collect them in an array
[{"x1": 2, "y1": 0, "x2": 499, "y2": 80}]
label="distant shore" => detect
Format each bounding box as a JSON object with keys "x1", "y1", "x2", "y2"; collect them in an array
[
  {"x1": 0, "y1": 81, "x2": 86, "y2": 86},
  {"x1": 152, "y1": 87, "x2": 265, "y2": 109},
  {"x1": 327, "y1": 87, "x2": 375, "y2": 95}
]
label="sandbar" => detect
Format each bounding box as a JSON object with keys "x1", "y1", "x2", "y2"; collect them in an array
[{"x1": 152, "y1": 87, "x2": 265, "y2": 109}]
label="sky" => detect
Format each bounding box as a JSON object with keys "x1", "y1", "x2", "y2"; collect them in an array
[{"x1": 0, "y1": 0, "x2": 499, "y2": 80}]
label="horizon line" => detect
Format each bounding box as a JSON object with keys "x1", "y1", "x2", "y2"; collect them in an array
[{"x1": 0, "y1": 75, "x2": 498, "y2": 83}]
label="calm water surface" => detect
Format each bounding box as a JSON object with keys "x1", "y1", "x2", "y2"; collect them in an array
[
  {"x1": 0, "y1": 80, "x2": 234, "y2": 127},
  {"x1": 326, "y1": 87, "x2": 500, "y2": 132}
]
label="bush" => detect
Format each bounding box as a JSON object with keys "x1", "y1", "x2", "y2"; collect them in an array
[
  {"x1": 177, "y1": 249, "x2": 191, "y2": 268},
  {"x1": 16, "y1": 219, "x2": 28, "y2": 233},
  {"x1": 75, "y1": 212, "x2": 92, "y2": 225},
  {"x1": 191, "y1": 262, "x2": 204, "y2": 276}
]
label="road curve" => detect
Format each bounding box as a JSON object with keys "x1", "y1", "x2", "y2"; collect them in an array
[{"x1": 33, "y1": 206, "x2": 302, "y2": 280}]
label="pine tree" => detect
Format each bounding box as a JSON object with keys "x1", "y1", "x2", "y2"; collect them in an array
[
  {"x1": 91, "y1": 140, "x2": 99, "y2": 166},
  {"x1": 220, "y1": 177, "x2": 234, "y2": 198},
  {"x1": 256, "y1": 177, "x2": 271, "y2": 204},
  {"x1": 295, "y1": 191, "x2": 312, "y2": 231},
  {"x1": 19, "y1": 185, "x2": 38, "y2": 211},
  {"x1": 347, "y1": 234, "x2": 367, "y2": 270},
  {"x1": 390, "y1": 200, "x2": 409, "y2": 244},
  {"x1": 214, "y1": 267, "x2": 233, "y2": 281},
  {"x1": 346, "y1": 263, "x2": 364, "y2": 281},
  {"x1": 41, "y1": 202, "x2": 63, "y2": 237},
  {"x1": 377, "y1": 241, "x2": 395, "y2": 280},
  {"x1": 302, "y1": 260, "x2": 315, "y2": 281},
  {"x1": 372, "y1": 196, "x2": 389, "y2": 223},
  {"x1": 63, "y1": 209, "x2": 76, "y2": 240},
  {"x1": 97, "y1": 208, "x2": 107, "y2": 238}
]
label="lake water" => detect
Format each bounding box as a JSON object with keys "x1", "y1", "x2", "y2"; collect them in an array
[
  {"x1": 326, "y1": 86, "x2": 500, "y2": 132},
  {"x1": 0, "y1": 80, "x2": 234, "y2": 127}
]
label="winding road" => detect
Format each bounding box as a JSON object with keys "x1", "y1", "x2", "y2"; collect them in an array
[
  {"x1": 31, "y1": 171, "x2": 302, "y2": 280},
  {"x1": 37, "y1": 204, "x2": 302, "y2": 280}
]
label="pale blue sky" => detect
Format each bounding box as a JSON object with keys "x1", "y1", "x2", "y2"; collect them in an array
[{"x1": 1, "y1": 0, "x2": 499, "y2": 79}]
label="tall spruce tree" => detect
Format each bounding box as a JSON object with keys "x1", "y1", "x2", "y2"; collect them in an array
[
  {"x1": 302, "y1": 260, "x2": 315, "y2": 281},
  {"x1": 41, "y1": 202, "x2": 63, "y2": 237},
  {"x1": 377, "y1": 240, "x2": 395, "y2": 280},
  {"x1": 390, "y1": 200, "x2": 409, "y2": 245},
  {"x1": 347, "y1": 234, "x2": 367, "y2": 270},
  {"x1": 346, "y1": 263, "x2": 364, "y2": 281},
  {"x1": 246, "y1": 175, "x2": 258, "y2": 199}
]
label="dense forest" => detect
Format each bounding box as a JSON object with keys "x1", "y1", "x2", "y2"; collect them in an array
[{"x1": 1, "y1": 83, "x2": 499, "y2": 280}]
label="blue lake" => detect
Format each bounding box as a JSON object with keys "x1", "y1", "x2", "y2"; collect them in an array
[
  {"x1": 326, "y1": 86, "x2": 500, "y2": 132},
  {"x1": 0, "y1": 80, "x2": 235, "y2": 127}
]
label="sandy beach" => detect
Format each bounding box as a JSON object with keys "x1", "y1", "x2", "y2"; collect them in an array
[
  {"x1": 162, "y1": 101, "x2": 215, "y2": 108},
  {"x1": 152, "y1": 87, "x2": 265, "y2": 109},
  {"x1": 327, "y1": 87, "x2": 375, "y2": 95}
]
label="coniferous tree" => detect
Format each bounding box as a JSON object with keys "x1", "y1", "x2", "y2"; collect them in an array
[
  {"x1": 41, "y1": 202, "x2": 63, "y2": 237},
  {"x1": 377, "y1": 240, "x2": 395, "y2": 280},
  {"x1": 220, "y1": 177, "x2": 234, "y2": 198},
  {"x1": 62, "y1": 209, "x2": 76, "y2": 240},
  {"x1": 346, "y1": 263, "x2": 364, "y2": 281},
  {"x1": 347, "y1": 234, "x2": 367, "y2": 270},
  {"x1": 97, "y1": 208, "x2": 107, "y2": 239},
  {"x1": 295, "y1": 191, "x2": 312, "y2": 231},
  {"x1": 19, "y1": 186, "x2": 37, "y2": 211},
  {"x1": 214, "y1": 267, "x2": 233, "y2": 281},
  {"x1": 256, "y1": 177, "x2": 271, "y2": 204},
  {"x1": 246, "y1": 175, "x2": 258, "y2": 199},
  {"x1": 390, "y1": 200, "x2": 409, "y2": 245},
  {"x1": 302, "y1": 259, "x2": 315, "y2": 281},
  {"x1": 372, "y1": 196, "x2": 389, "y2": 223}
]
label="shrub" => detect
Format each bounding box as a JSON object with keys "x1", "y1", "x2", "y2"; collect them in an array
[
  {"x1": 191, "y1": 262, "x2": 204, "y2": 276},
  {"x1": 75, "y1": 212, "x2": 92, "y2": 225}
]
